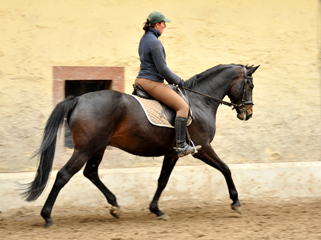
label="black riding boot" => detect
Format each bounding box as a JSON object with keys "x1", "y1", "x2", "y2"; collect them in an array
[{"x1": 175, "y1": 116, "x2": 202, "y2": 157}]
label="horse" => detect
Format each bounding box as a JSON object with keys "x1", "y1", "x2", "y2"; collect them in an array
[{"x1": 22, "y1": 64, "x2": 259, "y2": 227}]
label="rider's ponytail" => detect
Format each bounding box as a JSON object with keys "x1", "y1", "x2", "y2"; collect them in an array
[{"x1": 143, "y1": 19, "x2": 157, "y2": 33}]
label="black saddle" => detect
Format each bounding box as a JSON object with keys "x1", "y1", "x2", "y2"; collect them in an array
[{"x1": 132, "y1": 84, "x2": 192, "y2": 126}]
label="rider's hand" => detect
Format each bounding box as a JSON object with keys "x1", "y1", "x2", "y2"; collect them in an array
[{"x1": 178, "y1": 79, "x2": 185, "y2": 88}]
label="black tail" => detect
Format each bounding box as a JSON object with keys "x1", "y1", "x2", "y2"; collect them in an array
[{"x1": 21, "y1": 96, "x2": 78, "y2": 202}]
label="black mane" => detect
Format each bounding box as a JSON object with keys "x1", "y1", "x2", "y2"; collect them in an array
[
  {"x1": 185, "y1": 64, "x2": 243, "y2": 98},
  {"x1": 185, "y1": 64, "x2": 242, "y2": 87}
]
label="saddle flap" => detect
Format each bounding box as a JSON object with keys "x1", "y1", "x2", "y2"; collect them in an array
[{"x1": 131, "y1": 95, "x2": 193, "y2": 128}]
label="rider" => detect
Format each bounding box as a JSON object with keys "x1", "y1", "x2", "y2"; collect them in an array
[{"x1": 135, "y1": 11, "x2": 201, "y2": 157}]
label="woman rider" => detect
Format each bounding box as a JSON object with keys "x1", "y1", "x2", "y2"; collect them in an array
[{"x1": 135, "y1": 11, "x2": 201, "y2": 157}]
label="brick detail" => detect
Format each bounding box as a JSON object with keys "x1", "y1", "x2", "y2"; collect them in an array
[{"x1": 53, "y1": 66, "x2": 124, "y2": 106}]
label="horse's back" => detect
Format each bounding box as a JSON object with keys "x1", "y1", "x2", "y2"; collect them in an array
[{"x1": 77, "y1": 90, "x2": 125, "y2": 108}]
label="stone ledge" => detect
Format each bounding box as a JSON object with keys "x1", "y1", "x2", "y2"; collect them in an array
[{"x1": 0, "y1": 162, "x2": 320, "y2": 212}]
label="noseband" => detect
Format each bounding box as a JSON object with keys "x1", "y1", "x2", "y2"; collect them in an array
[{"x1": 182, "y1": 66, "x2": 253, "y2": 112}]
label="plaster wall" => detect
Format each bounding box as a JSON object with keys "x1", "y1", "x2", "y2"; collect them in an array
[{"x1": 0, "y1": 0, "x2": 320, "y2": 172}]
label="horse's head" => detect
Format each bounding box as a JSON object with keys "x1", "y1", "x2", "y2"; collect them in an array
[{"x1": 228, "y1": 65, "x2": 260, "y2": 121}]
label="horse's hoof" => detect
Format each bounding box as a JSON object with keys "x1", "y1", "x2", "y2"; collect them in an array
[
  {"x1": 110, "y1": 206, "x2": 121, "y2": 219},
  {"x1": 44, "y1": 221, "x2": 54, "y2": 228},
  {"x1": 231, "y1": 205, "x2": 242, "y2": 214},
  {"x1": 157, "y1": 214, "x2": 170, "y2": 220}
]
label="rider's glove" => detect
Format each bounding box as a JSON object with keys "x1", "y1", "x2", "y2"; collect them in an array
[{"x1": 178, "y1": 79, "x2": 185, "y2": 88}]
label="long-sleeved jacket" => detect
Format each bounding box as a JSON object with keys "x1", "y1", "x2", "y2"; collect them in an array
[{"x1": 137, "y1": 28, "x2": 181, "y2": 85}]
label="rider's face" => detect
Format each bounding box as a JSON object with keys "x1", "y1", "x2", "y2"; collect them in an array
[{"x1": 155, "y1": 21, "x2": 166, "y2": 34}]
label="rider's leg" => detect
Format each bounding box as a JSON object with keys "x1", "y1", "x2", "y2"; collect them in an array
[
  {"x1": 135, "y1": 78, "x2": 201, "y2": 157},
  {"x1": 135, "y1": 78, "x2": 188, "y2": 117}
]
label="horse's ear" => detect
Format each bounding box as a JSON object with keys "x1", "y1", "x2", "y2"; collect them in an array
[{"x1": 249, "y1": 65, "x2": 260, "y2": 75}]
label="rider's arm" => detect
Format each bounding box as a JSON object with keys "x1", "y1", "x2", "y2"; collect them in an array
[{"x1": 150, "y1": 42, "x2": 181, "y2": 85}]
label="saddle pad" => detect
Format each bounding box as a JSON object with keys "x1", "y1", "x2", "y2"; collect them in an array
[{"x1": 131, "y1": 95, "x2": 192, "y2": 128}]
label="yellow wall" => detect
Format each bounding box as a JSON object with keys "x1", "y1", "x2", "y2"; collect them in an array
[{"x1": 0, "y1": 0, "x2": 320, "y2": 172}]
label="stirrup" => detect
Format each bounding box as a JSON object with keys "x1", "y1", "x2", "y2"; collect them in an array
[
  {"x1": 174, "y1": 144, "x2": 198, "y2": 157},
  {"x1": 188, "y1": 139, "x2": 200, "y2": 155}
]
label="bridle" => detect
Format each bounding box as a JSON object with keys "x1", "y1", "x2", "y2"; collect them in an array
[
  {"x1": 234, "y1": 67, "x2": 254, "y2": 112},
  {"x1": 181, "y1": 66, "x2": 254, "y2": 113}
]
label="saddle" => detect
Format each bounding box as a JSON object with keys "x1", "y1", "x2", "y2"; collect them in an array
[{"x1": 132, "y1": 84, "x2": 192, "y2": 126}]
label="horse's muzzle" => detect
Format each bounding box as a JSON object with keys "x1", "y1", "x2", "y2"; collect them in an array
[{"x1": 236, "y1": 105, "x2": 253, "y2": 121}]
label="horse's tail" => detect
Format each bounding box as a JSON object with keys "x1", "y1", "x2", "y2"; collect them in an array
[{"x1": 21, "y1": 96, "x2": 78, "y2": 202}]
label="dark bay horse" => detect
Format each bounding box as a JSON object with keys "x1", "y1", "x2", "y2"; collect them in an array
[{"x1": 22, "y1": 64, "x2": 259, "y2": 227}]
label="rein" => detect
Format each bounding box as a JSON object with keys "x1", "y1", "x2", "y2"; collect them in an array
[
  {"x1": 182, "y1": 66, "x2": 253, "y2": 111},
  {"x1": 181, "y1": 86, "x2": 238, "y2": 108}
]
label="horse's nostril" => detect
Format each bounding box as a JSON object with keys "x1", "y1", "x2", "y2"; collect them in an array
[{"x1": 248, "y1": 113, "x2": 253, "y2": 119}]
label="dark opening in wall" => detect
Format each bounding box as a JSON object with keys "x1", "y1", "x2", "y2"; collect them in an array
[
  {"x1": 64, "y1": 80, "x2": 112, "y2": 98},
  {"x1": 64, "y1": 80, "x2": 112, "y2": 148}
]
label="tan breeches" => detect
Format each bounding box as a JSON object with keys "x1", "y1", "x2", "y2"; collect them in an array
[{"x1": 135, "y1": 78, "x2": 189, "y2": 118}]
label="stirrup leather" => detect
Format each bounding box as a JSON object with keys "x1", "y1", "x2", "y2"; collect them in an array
[{"x1": 185, "y1": 129, "x2": 200, "y2": 155}]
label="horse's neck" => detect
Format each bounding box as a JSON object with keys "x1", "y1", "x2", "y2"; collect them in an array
[{"x1": 196, "y1": 76, "x2": 234, "y2": 101}]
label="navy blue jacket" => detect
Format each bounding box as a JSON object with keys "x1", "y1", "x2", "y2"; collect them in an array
[{"x1": 137, "y1": 28, "x2": 181, "y2": 85}]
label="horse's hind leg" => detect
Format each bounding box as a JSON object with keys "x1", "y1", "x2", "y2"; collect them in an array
[
  {"x1": 83, "y1": 150, "x2": 120, "y2": 219},
  {"x1": 150, "y1": 155, "x2": 178, "y2": 219},
  {"x1": 40, "y1": 150, "x2": 89, "y2": 227},
  {"x1": 193, "y1": 144, "x2": 241, "y2": 213}
]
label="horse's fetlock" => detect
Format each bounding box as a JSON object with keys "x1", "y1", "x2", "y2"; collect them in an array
[
  {"x1": 107, "y1": 196, "x2": 117, "y2": 206},
  {"x1": 230, "y1": 190, "x2": 239, "y2": 201},
  {"x1": 41, "y1": 207, "x2": 50, "y2": 218},
  {"x1": 149, "y1": 202, "x2": 157, "y2": 212}
]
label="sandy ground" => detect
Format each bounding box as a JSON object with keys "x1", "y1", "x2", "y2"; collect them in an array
[{"x1": 0, "y1": 197, "x2": 320, "y2": 240}]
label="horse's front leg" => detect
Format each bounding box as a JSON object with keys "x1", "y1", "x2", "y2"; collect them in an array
[
  {"x1": 193, "y1": 144, "x2": 241, "y2": 213},
  {"x1": 150, "y1": 155, "x2": 178, "y2": 219}
]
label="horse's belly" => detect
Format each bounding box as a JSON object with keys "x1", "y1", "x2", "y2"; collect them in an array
[{"x1": 110, "y1": 129, "x2": 175, "y2": 157}]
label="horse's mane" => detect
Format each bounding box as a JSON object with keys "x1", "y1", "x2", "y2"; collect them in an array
[
  {"x1": 184, "y1": 64, "x2": 244, "y2": 100},
  {"x1": 185, "y1": 64, "x2": 242, "y2": 89}
]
